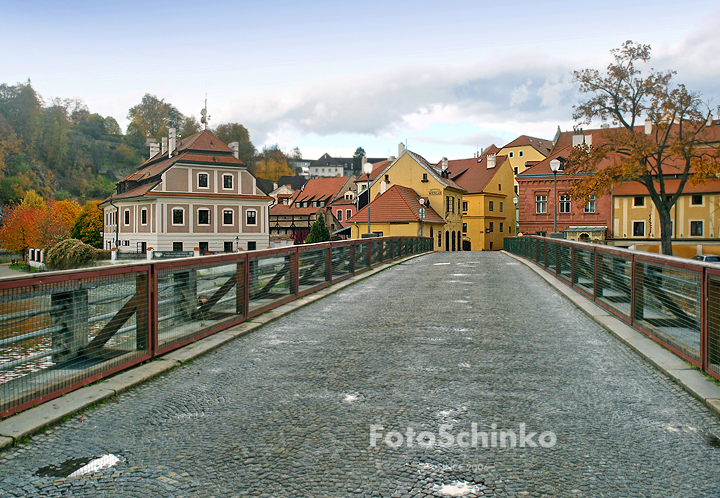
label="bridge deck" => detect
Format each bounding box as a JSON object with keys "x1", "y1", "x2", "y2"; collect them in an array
[{"x1": 1, "y1": 252, "x2": 720, "y2": 497}]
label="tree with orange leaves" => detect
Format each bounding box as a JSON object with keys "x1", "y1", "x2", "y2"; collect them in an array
[{"x1": 566, "y1": 41, "x2": 720, "y2": 255}]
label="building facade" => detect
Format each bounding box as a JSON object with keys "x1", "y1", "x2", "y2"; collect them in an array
[{"x1": 101, "y1": 130, "x2": 271, "y2": 253}]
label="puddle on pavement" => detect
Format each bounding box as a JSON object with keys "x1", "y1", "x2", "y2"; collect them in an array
[
  {"x1": 35, "y1": 454, "x2": 121, "y2": 478},
  {"x1": 707, "y1": 433, "x2": 720, "y2": 448}
]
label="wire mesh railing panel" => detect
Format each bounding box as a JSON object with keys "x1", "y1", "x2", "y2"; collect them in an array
[
  {"x1": 356, "y1": 242, "x2": 370, "y2": 269},
  {"x1": 298, "y1": 248, "x2": 329, "y2": 293},
  {"x1": 572, "y1": 247, "x2": 595, "y2": 296},
  {"x1": 332, "y1": 245, "x2": 353, "y2": 279},
  {"x1": 557, "y1": 244, "x2": 571, "y2": 282},
  {"x1": 157, "y1": 261, "x2": 243, "y2": 350},
  {"x1": 634, "y1": 261, "x2": 701, "y2": 361},
  {"x1": 545, "y1": 240, "x2": 556, "y2": 272},
  {"x1": 249, "y1": 252, "x2": 296, "y2": 312},
  {"x1": 596, "y1": 252, "x2": 632, "y2": 319},
  {"x1": 708, "y1": 275, "x2": 720, "y2": 377},
  {"x1": 394, "y1": 239, "x2": 401, "y2": 259},
  {"x1": 383, "y1": 240, "x2": 392, "y2": 261},
  {"x1": 371, "y1": 241, "x2": 382, "y2": 266},
  {"x1": 0, "y1": 271, "x2": 149, "y2": 415}
]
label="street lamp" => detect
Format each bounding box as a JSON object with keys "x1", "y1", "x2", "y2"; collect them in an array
[
  {"x1": 513, "y1": 196, "x2": 519, "y2": 236},
  {"x1": 235, "y1": 235, "x2": 240, "y2": 252},
  {"x1": 363, "y1": 161, "x2": 374, "y2": 236},
  {"x1": 418, "y1": 198, "x2": 426, "y2": 237},
  {"x1": 549, "y1": 158, "x2": 561, "y2": 235}
]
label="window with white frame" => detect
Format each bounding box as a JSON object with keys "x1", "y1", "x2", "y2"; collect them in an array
[
  {"x1": 124, "y1": 209, "x2": 130, "y2": 225},
  {"x1": 536, "y1": 195, "x2": 547, "y2": 214},
  {"x1": 223, "y1": 209, "x2": 234, "y2": 225},
  {"x1": 346, "y1": 209, "x2": 352, "y2": 220},
  {"x1": 246, "y1": 209, "x2": 257, "y2": 226},
  {"x1": 141, "y1": 208, "x2": 147, "y2": 225},
  {"x1": 198, "y1": 209, "x2": 211, "y2": 225},
  {"x1": 519, "y1": 150, "x2": 524, "y2": 157},
  {"x1": 559, "y1": 194, "x2": 571, "y2": 213},
  {"x1": 583, "y1": 195, "x2": 596, "y2": 213},
  {"x1": 172, "y1": 208, "x2": 184, "y2": 225},
  {"x1": 198, "y1": 172, "x2": 209, "y2": 189},
  {"x1": 337, "y1": 210, "x2": 343, "y2": 221},
  {"x1": 633, "y1": 196, "x2": 645, "y2": 207},
  {"x1": 691, "y1": 194, "x2": 703, "y2": 205},
  {"x1": 223, "y1": 174, "x2": 233, "y2": 189},
  {"x1": 509, "y1": 151, "x2": 514, "y2": 158}
]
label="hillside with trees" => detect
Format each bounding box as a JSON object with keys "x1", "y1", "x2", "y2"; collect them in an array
[{"x1": 0, "y1": 81, "x2": 298, "y2": 206}]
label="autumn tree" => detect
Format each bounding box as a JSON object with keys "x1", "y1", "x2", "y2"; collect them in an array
[
  {"x1": 253, "y1": 145, "x2": 293, "y2": 181},
  {"x1": 566, "y1": 41, "x2": 720, "y2": 255},
  {"x1": 126, "y1": 94, "x2": 183, "y2": 139},
  {"x1": 71, "y1": 201, "x2": 103, "y2": 248},
  {"x1": 352, "y1": 147, "x2": 366, "y2": 176}
]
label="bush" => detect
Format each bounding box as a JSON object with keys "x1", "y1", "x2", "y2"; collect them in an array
[{"x1": 45, "y1": 238, "x2": 99, "y2": 270}]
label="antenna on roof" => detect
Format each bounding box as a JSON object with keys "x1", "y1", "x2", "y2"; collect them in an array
[{"x1": 200, "y1": 94, "x2": 210, "y2": 130}]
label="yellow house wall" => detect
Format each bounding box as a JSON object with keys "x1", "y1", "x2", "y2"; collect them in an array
[
  {"x1": 614, "y1": 193, "x2": 720, "y2": 239},
  {"x1": 460, "y1": 158, "x2": 516, "y2": 251},
  {"x1": 498, "y1": 144, "x2": 548, "y2": 190},
  {"x1": 370, "y1": 153, "x2": 464, "y2": 251}
]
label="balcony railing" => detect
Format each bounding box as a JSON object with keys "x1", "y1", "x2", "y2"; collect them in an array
[
  {"x1": 505, "y1": 236, "x2": 720, "y2": 381},
  {"x1": 0, "y1": 236, "x2": 433, "y2": 417}
]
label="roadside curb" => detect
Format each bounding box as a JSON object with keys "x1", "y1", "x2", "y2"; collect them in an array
[
  {"x1": 0, "y1": 252, "x2": 431, "y2": 449},
  {"x1": 502, "y1": 250, "x2": 720, "y2": 419}
]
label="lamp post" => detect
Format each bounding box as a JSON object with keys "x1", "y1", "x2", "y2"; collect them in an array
[
  {"x1": 418, "y1": 198, "x2": 426, "y2": 237},
  {"x1": 549, "y1": 158, "x2": 561, "y2": 235},
  {"x1": 513, "y1": 196, "x2": 519, "y2": 236},
  {"x1": 363, "y1": 161, "x2": 374, "y2": 236},
  {"x1": 235, "y1": 235, "x2": 240, "y2": 252}
]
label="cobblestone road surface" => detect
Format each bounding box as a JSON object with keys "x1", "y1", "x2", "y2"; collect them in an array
[{"x1": 2, "y1": 252, "x2": 720, "y2": 497}]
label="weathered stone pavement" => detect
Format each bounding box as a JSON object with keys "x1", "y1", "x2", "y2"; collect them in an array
[{"x1": 1, "y1": 251, "x2": 720, "y2": 497}]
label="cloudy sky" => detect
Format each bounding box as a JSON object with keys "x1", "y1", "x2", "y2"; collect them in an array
[{"x1": 5, "y1": 0, "x2": 720, "y2": 162}]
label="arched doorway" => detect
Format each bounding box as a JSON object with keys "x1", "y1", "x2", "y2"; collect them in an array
[
  {"x1": 579, "y1": 233, "x2": 590, "y2": 242},
  {"x1": 445, "y1": 231, "x2": 450, "y2": 251},
  {"x1": 451, "y1": 231, "x2": 456, "y2": 251}
]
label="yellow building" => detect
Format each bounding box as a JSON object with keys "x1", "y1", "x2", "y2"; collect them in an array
[
  {"x1": 365, "y1": 146, "x2": 466, "y2": 251},
  {"x1": 499, "y1": 135, "x2": 553, "y2": 195},
  {"x1": 347, "y1": 185, "x2": 445, "y2": 240},
  {"x1": 613, "y1": 179, "x2": 720, "y2": 243},
  {"x1": 447, "y1": 153, "x2": 516, "y2": 251}
]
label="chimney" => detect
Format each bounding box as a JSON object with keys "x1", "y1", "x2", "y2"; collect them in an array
[
  {"x1": 361, "y1": 155, "x2": 367, "y2": 166},
  {"x1": 707, "y1": 112, "x2": 713, "y2": 127},
  {"x1": 584, "y1": 134, "x2": 592, "y2": 146},
  {"x1": 398, "y1": 142, "x2": 405, "y2": 156},
  {"x1": 273, "y1": 182, "x2": 278, "y2": 190},
  {"x1": 149, "y1": 142, "x2": 160, "y2": 159},
  {"x1": 229, "y1": 141, "x2": 240, "y2": 159},
  {"x1": 572, "y1": 134, "x2": 583, "y2": 147},
  {"x1": 441, "y1": 157, "x2": 448, "y2": 171},
  {"x1": 487, "y1": 153, "x2": 496, "y2": 169},
  {"x1": 168, "y1": 128, "x2": 176, "y2": 158},
  {"x1": 644, "y1": 119, "x2": 652, "y2": 135},
  {"x1": 161, "y1": 137, "x2": 168, "y2": 155}
]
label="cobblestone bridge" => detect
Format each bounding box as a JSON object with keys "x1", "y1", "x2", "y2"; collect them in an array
[{"x1": 1, "y1": 252, "x2": 720, "y2": 497}]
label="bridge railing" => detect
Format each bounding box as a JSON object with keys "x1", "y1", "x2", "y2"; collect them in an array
[
  {"x1": 0, "y1": 236, "x2": 433, "y2": 417},
  {"x1": 505, "y1": 236, "x2": 720, "y2": 381}
]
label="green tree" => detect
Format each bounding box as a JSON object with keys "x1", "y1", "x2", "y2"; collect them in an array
[
  {"x1": 287, "y1": 147, "x2": 302, "y2": 175},
  {"x1": 566, "y1": 41, "x2": 720, "y2": 255},
  {"x1": 179, "y1": 115, "x2": 201, "y2": 138},
  {"x1": 352, "y1": 146, "x2": 366, "y2": 176},
  {"x1": 305, "y1": 212, "x2": 331, "y2": 244},
  {"x1": 214, "y1": 122, "x2": 256, "y2": 167},
  {"x1": 71, "y1": 200, "x2": 103, "y2": 248}
]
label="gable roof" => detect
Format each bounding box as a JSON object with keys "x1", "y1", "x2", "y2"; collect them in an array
[
  {"x1": 372, "y1": 150, "x2": 466, "y2": 193},
  {"x1": 291, "y1": 176, "x2": 353, "y2": 205},
  {"x1": 502, "y1": 135, "x2": 553, "y2": 155},
  {"x1": 356, "y1": 160, "x2": 391, "y2": 182},
  {"x1": 448, "y1": 155, "x2": 509, "y2": 194},
  {"x1": 347, "y1": 185, "x2": 444, "y2": 224}
]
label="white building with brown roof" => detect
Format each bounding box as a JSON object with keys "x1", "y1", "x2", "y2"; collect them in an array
[{"x1": 101, "y1": 130, "x2": 271, "y2": 254}]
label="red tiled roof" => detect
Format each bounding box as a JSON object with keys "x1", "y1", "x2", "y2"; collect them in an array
[
  {"x1": 448, "y1": 155, "x2": 509, "y2": 194},
  {"x1": 347, "y1": 185, "x2": 444, "y2": 224},
  {"x1": 356, "y1": 160, "x2": 391, "y2": 182},
  {"x1": 292, "y1": 177, "x2": 351, "y2": 204},
  {"x1": 404, "y1": 151, "x2": 465, "y2": 192}
]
